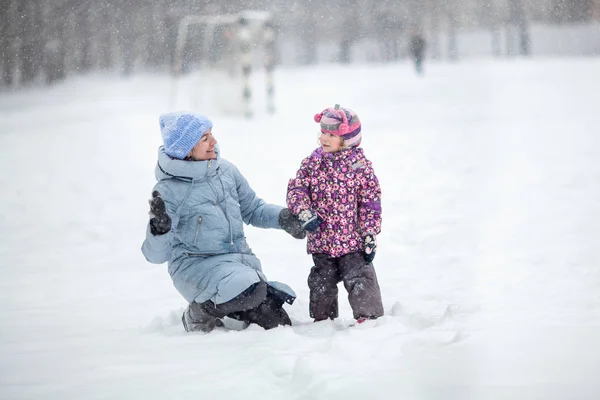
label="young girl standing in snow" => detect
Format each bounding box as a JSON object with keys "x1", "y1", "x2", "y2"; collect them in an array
[{"x1": 287, "y1": 104, "x2": 384, "y2": 323}]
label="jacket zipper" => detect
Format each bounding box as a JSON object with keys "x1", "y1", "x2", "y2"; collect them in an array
[
  {"x1": 202, "y1": 161, "x2": 235, "y2": 250},
  {"x1": 206, "y1": 172, "x2": 234, "y2": 247},
  {"x1": 217, "y1": 174, "x2": 234, "y2": 246},
  {"x1": 196, "y1": 160, "x2": 211, "y2": 247},
  {"x1": 194, "y1": 216, "x2": 202, "y2": 245}
]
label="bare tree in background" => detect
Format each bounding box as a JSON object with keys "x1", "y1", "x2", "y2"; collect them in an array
[
  {"x1": 43, "y1": 0, "x2": 67, "y2": 84},
  {"x1": 301, "y1": 4, "x2": 318, "y2": 65},
  {"x1": 116, "y1": 1, "x2": 136, "y2": 76},
  {"x1": 20, "y1": 0, "x2": 45, "y2": 84},
  {"x1": 479, "y1": 1, "x2": 502, "y2": 56},
  {"x1": 428, "y1": 1, "x2": 442, "y2": 60},
  {"x1": 146, "y1": 2, "x2": 168, "y2": 69},
  {"x1": 1, "y1": 0, "x2": 19, "y2": 87},
  {"x1": 508, "y1": 0, "x2": 530, "y2": 55},
  {"x1": 339, "y1": 0, "x2": 362, "y2": 64},
  {"x1": 374, "y1": 1, "x2": 404, "y2": 62},
  {"x1": 445, "y1": 0, "x2": 459, "y2": 60},
  {"x1": 96, "y1": 2, "x2": 114, "y2": 70}
]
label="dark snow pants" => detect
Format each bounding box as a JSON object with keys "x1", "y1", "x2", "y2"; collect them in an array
[
  {"x1": 187, "y1": 281, "x2": 291, "y2": 331},
  {"x1": 308, "y1": 252, "x2": 384, "y2": 321}
]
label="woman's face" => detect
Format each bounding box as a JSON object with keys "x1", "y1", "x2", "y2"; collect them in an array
[
  {"x1": 319, "y1": 131, "x2": 343, "y2": 153},
  {"x1": 188, "y1": 128, "x2": 217, "y2": 161}
]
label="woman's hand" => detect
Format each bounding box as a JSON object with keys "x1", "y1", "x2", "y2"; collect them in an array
[
  {"x1": 279, "y1": 209, "x2": 306, "y2": 239},
  {"x1": 149, "y1": 191, "x2": 172, "y2": 235}
]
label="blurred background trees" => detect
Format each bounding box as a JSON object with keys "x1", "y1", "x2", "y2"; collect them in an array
[{"x1": 1, "y1": 0, "x2": 599, "y2": 89}]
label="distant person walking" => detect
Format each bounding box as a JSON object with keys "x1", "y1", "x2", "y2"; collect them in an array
[{"x1": 409, "y1": 33, "x2": 427, "y2": 75}]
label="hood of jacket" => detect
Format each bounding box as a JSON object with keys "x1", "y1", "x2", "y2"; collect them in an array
[{"x1": 155, "y1": 144, "x2": 221, "y2": 182}]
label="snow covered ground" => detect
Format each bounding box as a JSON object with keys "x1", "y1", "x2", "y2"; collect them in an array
[{"x1": 1, "y1": 57, "x2": 600, "y2": 399}]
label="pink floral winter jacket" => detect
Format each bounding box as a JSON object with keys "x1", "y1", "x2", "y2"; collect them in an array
[{"x1": 287, "y1": 147, "x2": 382, "y2": 258}]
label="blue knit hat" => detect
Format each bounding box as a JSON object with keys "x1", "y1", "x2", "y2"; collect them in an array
[{"x1": 159, "y1": 112, "x2": 213, "y2": 159}]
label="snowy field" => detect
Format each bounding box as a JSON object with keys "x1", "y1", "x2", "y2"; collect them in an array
[{"x1": 1, "y1": 57, "x2": 600, "y2": 399}]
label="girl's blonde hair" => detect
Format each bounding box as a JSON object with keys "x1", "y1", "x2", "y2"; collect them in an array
[{"x1": 317, "y1": 132, "x2": 348, "y2": 150}]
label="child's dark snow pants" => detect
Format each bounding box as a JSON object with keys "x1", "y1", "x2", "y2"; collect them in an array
[{"x1": 308, "y1": 252, "x2": 384, "y2": 321}]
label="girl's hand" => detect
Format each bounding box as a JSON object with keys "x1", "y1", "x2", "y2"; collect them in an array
[
  {"x1": 297, "y1": 209, "x2": 323, "y2": 232},
  {"x1": 363, "y1": 234, "x2": 377, "y2": 262}
]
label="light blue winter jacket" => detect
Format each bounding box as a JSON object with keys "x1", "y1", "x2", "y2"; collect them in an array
[{"x1": 142, "y1": 146, "x2": 295, "y2": 305}]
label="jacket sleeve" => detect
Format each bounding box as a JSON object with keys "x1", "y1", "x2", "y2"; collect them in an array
[
  {"x1": 233, "y1": 165, "x2": 283, "y2": 229},
  {"x1": 357, "y1": 159, "x2": 382, "y2": 237},
  {"x1": 141, "y1": 184, "x2": 176, "y2": 264},
  {"x1": 286, "y1": 157, "x2": 312, "y2": 216}
]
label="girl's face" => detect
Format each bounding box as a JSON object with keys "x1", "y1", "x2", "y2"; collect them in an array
[
  {"x1": 188, "y1": 128, "x2": 217, "y2": 161},
  {"x1": 319, "y1": 131, "x2": 344, "y2": 153}
]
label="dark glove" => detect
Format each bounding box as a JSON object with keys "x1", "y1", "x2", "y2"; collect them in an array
[
  {"x1": 278, "y1": 208, "x2": 306, "y2": 239},
  {"x1": 363, "y1": 234, "x2": 377, "y2": 263},
  {"x1": 149, "y1": 190, "x2": 172, "y2": 236},
  {"x1": 297, "y1": 209, "x2": 323, "y2": 232}
]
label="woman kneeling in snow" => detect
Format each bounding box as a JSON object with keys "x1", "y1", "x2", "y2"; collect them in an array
[{"x1": 142, "y1": 112, "x2": 305, "y2": 333}]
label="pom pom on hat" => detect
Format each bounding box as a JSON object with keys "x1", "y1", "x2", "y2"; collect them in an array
[
  {"x1": 314, "y1": 104, "x2": 362, "y2": 148},
  {"x1": 159, "y1": 112, "x2": 213, "y2": 159}
]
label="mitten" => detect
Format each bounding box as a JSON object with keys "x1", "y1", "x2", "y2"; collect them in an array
[
  {"x1": 149, "y1": 190, "x2": 172, "y2": 235},
  {"x1": 278, "y1": 208, "x2": 306, "y2": 239},
  {"x1": 363, "y1": 234, "x2": 377, "y2": 263},
  {"x1": 297, "y1": 209, "x2": 323, "y2": 232}
]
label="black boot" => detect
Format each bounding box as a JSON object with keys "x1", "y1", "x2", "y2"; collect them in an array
[
  {"x1": 234, "y1": 291, "x2": 292, "y2": 330},
  {"x1": 182, "y1": 302, "x2": 223, "y2": 333}
]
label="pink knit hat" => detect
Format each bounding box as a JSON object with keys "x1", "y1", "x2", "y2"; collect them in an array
[{"x1": 314, "y1": 104, "x2": 362, "y2": 148}]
